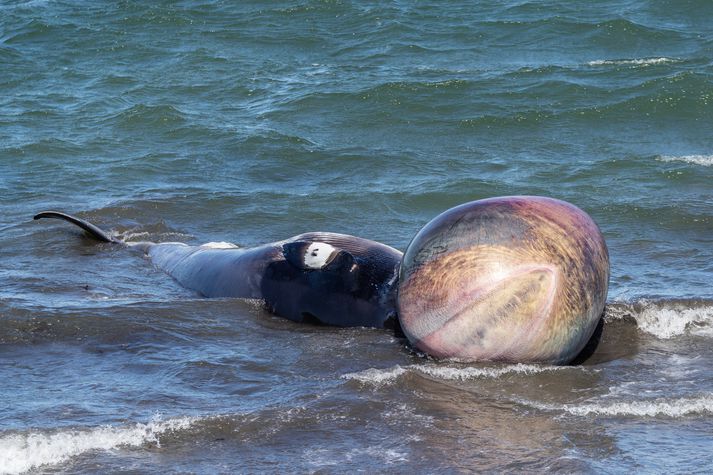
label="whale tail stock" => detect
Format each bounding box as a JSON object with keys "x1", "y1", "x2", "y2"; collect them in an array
[{"x1": 34, "y1": 211, "x2": 120, "y2": 244}]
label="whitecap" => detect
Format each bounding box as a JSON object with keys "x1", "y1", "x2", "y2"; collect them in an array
[
  {"x1": 607, "y1": 300, "x2": 713, "y2": 339},
  {"x1": 341, "y1": 365, "x2": 408, "y2": 385},
  {"x1": 0, "y1": 415, "x2": 193, "y2": 475},
  {"x1": 658, "y1": 154, "x2": 713, "y2": 167},
  {"x1": 540, "y1": 394, "x2": 713, "y2": 418},
  {"x1": 411, "y1": 363, "x2": 564, "y2": 380},
  {"x1": 587, "y1": 57, "x2": 678, "y2": 66},
  {"x1": 635, "y1": 301, "x2": 713, "y2": 339},
  {"x1": 342, "y1": 363, "x2": 567, "y2": 386}
]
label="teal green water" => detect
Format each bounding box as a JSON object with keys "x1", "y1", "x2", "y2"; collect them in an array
[{"x1": 2, "y1": 1, "x2": 713, "y2": 473}]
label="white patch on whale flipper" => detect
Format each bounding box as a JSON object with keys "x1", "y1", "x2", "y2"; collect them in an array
[{"x1": 303, "y1": 242, "x2": 337, "y2": 269}]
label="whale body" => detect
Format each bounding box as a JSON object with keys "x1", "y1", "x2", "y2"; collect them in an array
[{"x1": 34, "y1": 212, "x2": 403, "y2": 329}]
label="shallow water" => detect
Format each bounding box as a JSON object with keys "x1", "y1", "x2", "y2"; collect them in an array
[{"x1": 2, "y1": 1, "x2": 713, "y2": 473}]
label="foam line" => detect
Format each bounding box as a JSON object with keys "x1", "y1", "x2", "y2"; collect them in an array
[
  {"x1": 530, "y1": 394, "x2": 713, "y2": 418},
  {"x1": 587, "y1": 57, "x2": 678, "y2": 66},
  {"x1": 342, "y1": 363, "x2": 566, "y2": 385},
  {"x1": 610, "y1": 300, "x2": 713, "y2": 339},
  {"x1": 0, "y1": 415, "x2": 193, "y2": 474},
  {"x1": 659, "y1": 154, "x2": 713, "y2": 167}
]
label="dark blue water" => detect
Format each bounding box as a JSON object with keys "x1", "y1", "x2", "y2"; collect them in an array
[{"x1": 2, "y1": 1, "x2": 713, "y2": 473}]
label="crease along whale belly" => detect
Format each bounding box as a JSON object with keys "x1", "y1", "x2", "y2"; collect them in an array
[
  {"x1": 396, "y1": 196, "x2": 610, "y2": 364},
  {"x1": 406, "y1": 260, "x2": 558, "y2": 360}
]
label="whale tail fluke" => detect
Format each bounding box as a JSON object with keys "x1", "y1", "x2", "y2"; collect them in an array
[{"x1": 34, "y1": 211, "x2": 120, "y2": 244}]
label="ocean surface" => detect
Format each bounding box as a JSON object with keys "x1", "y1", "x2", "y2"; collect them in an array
[{"x1": 2, "y1": 0, "x2": 713, "y2": 473}]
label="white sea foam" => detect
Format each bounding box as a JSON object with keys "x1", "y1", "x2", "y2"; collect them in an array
[
  {"x1": 412, "y1": 363, "x2": 564, "y2": 380},
  {"x1": 0, "y1": 415, "x2": 193, "y2": 475},
  {"x1": 634, "y1": 302, "x2": 713, "y2": 339},
  {"x1": 342, "y1": 365, "x2": 408, "y2": 384},
  {"x1": 607, "y1": 300, "x2": 713, "y2": 339},
  {"x1": 587, "y1": 57, "x2": 678, "y2": 66},
  {"x1": 531, "y1": 394, "x2": 713, "y2": 418},
  {"x1": 659, "y1": 154, "x2": 713, "y2": 167},
  {"x1": 342, "y1": 363, "x2": 565, "y2": 385}
]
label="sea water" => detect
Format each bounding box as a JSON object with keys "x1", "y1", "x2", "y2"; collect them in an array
[{"x1": 2, "y1": 1, "x2": 713, "y2": 472}]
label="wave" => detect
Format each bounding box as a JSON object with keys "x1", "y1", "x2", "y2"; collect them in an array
[
  {"x1": 305, "y1": 446, "x2": 409, "y2": 468},
  {"x1": 2, "y1": 138, "x2": 85, "y2": 157},
  {"x1": 342, "y1": 363, "x2": 569, "y2": 385},
  {"x1": 0, "y1": 415, "x2": 194, "y2": 475},
  {"x1": 528, "y1": 394, "x2": 713, "y2": 418},
  {"x1": 106, "y1": 104, "x2": 189, "y2": 129},
  {"x1": 342, "y1": 365, "x2": 408, "y2": 385},
  {"x1": 607, "y1": 300, "x2": 713, "y2": 339},
  {"x1": 658, "y1": 154, "x2": 713, "y2": 167},
  {"x1": 587, "y1": 57, "x2": 679, "y2": 67}
]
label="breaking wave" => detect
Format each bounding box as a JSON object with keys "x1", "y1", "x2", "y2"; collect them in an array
[
  {"x1": 587, "y1": 57, "x2": 679, "y2": 66},
  {"x1": 342, "y1": 363, "x2": 568, "y2": 385},
  {"x1": 528, "y1": 394, "x2": 713, "y2": 418},
  {"x1": 607, "y1": 300, "x2": 713, "y2": 339},
  {"x1": 0, "y1": 415, "x2": 194, "y2": 475},
  {"x1": 658, "y1": 154, "x2": 713, "y2": 167}
]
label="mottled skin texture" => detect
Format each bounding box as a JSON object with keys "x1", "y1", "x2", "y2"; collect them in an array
[{"x1": 398, "y1": 196, "x2": 609, "y2": 364}]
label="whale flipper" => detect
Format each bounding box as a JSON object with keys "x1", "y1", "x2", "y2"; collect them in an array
[{"x1": 33, "y1": 211, "x2": 118, "y2": 243}]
